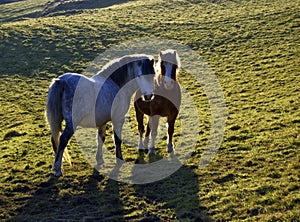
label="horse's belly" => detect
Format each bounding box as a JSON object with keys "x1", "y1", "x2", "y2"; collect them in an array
[
  {"x1": 95, "y1": 108, "x2": 112, "y2": 127},
  {"x1": 94, "y1": 87, "x2": 117, "y2": 127},
  {"x1": 78, "y1": 114, "x2": 97, "y2": 128}
]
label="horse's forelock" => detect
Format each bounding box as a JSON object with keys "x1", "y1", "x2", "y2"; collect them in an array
[
  {"x1": 159, "y1": 50, "x2": 181, "y2": 67},
  {"x1": 156, "y1": 50, "x2": 181, "y2": 81}
]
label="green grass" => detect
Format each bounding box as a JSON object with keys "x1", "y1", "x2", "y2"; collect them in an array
[
  {"x1": 0, "y1": 0, "x2": 299, "y2": 221},
  {"x1": 0, "y1": 0, "x2": 49, "y2": 22},
  {"x1": 0, "y1": 0, "x2": 135, "y2": 22}
]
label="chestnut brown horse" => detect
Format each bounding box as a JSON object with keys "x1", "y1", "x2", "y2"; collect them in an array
[{"x1": 134, "y1": 49, "x2": 181, "y2": 154}]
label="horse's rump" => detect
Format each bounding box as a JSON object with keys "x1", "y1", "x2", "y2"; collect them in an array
[{"x1": 46, "y1": 78, "x2": 72, "y2": 165}]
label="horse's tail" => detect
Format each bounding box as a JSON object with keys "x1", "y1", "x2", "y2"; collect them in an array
[{"x1": 45, "y1": 78, "x2": 72, "y2": 166}]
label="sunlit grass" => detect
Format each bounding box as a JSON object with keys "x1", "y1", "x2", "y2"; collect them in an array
[{"x1": 0, "y1": 0, "x2": 299, "y2": 221}]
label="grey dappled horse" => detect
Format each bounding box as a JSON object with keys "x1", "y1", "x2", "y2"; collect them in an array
[{"x1": 46, "y1": 55, "x2": 155, "y2": 176}]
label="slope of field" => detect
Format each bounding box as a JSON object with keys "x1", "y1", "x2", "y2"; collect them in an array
[
  {"x1": 0, "y1": 0, "x2": 134, "y2": 22},
  {"x1": 0, "y1": 0, "x2": 299, "y2": 221},
  {"x1": 0, "y1": 0, "x2": 50, "y2": 22}
]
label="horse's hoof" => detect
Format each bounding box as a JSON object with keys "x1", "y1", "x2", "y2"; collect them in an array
[
  {"x1": 53, "y1": 170, "x2": 63, "y2": 177},
  {"x1": 116, "y1": 158, "x2": 125, "y2": 166},
  {"x1": 139, "y1": 148, "x2": 149, "y2": 155},
  {"x1": 138, "y1": 144, "x2": 143, "y2": 150},
  {"x1": 148, "y1": 147, "x2": 155, "y2": 155},
  {"x1": 138, "y1": 142, "x2": 145, "y2": 150},
  {"x1": 138, "y1": 149, "x2": 144, "y2": 156},
  {"x1": 52, "y1": 162, "x2": 63, "y2": 177},
  {"x1": 91, "y1": 169, "x2": 104, "y2": 181},
  {"x1": 143, "y1": 138, "x2": 149, "y2": 148},
  {"x1": 95, "y1": 158, "x2": 104, "y2": 168},
  {"x1": 94, "y1": 163, "x2": 104, "y2": 171},
  {"x1": 167, "y1": 143, "x2": 174, "y2": 153},
  {"x1": 138, "y1": 142, "x2": 149, "y2": 153},
  {"x1": 169, "y1": 151, "x2": 175, "y2": 158}
]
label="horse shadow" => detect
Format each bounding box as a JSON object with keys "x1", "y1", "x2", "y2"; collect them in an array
[
  {"x1": 10, "y1": 155, "x2": 212, "y2": 221},
  {"x1": 10, "y1": 168, "x2": 125, "y2": 221},
  {"x1": 132, "y1": 152, "x2": 212, "y2": 221}
]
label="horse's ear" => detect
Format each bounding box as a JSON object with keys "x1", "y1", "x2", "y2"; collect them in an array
[{"x1": 173, "y1": 50, "x2": 177, "y2": 55}]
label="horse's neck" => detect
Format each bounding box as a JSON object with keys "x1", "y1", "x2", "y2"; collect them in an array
[
  {"x1": 92, "y1": 74, "x2": 105, "y2": 83},
  {"x1": 154, "y1": 74, "x2": 177, "y2": 88},
  {"x1": 92, "y1": 62, "x2": 128, "y2": 86},
  {"x1": 108, "y1": 64, "x2": 133, "y2": 88},
  {"x1": 92, "y1": 70, "x2": 138, "y2": 96}
]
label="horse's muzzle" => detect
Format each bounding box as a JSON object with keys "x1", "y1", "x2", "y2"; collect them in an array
[{"x1": 142, "y1": 94, "x2": 155, "y2": 102}]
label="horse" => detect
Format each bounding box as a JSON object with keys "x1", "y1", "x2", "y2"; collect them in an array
[
  {"x1": 134, "y1": 49, "x2": 181, "y2": 155},
  {"x1": 46, "y1": 54, "x2": 155, "y2": 176}
]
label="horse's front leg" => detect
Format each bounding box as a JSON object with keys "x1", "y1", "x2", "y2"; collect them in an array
[
  {"x1": 52, "y1": 123, "x2": 74, "y2": 177},
  {"x1": 135, "y1": 104, "x2": 146, "y2": 151},
  {"x1": 143, "y1": 120, "x2": 150, "y2": 151},
  {"x1": 95, "y1": 125, "x2": 106, "y2": 169},
  {"x1": 112, "y1": 119, "x2": 125, "y2": 165},
  {"x1": 148, "y1": 115, "x2": 160, "y2": 154},
  {"x1": 167, "y1": 114, "x2": 177, "y2": 153}
]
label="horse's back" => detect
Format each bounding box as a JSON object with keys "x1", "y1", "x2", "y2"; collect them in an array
[{"x1": 56, "y1": 73, "x2": 122, "y2": 128}]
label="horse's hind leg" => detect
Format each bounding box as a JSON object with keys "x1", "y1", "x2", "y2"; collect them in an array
[
  {"x1": 52, "y1": 123, "x2": 74, "y2": 177},
  {"x1": 96, "y1": 125, "x2": 106, "y2": 169},
  {"x1": 51, "y1": 135, "x2": 57, "y2": 154},
  {"x1": 148, "y1": 115, "x2": 160, "y2": 155},
  {"x1": 50, "y1": 122, "x2": 62, "y2": 155}
]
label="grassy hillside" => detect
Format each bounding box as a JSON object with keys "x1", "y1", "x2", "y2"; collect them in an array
[
  {"x1": 0, "y1": 0, "x2": 49, "y2": 22},
  {"x1": 0, "y1": 0, "x2": 134, "y2": 22},
  {"x1": 0, "y1": 0, "x2": 299, "y2": 221}
]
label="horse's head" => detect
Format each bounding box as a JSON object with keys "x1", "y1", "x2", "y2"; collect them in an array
[
  {"x1": 132, "y1": 56, "x2": 155, "y2": 101},
  {"x1": 157, "y1": 49, "x2": 180, "y2": 90}
]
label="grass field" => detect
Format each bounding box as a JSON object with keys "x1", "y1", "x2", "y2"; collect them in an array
[{"x1": 0, "y1": 0, "x2": 299, "y2": 221}]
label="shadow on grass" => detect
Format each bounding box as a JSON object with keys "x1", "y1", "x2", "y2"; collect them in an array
[
  {"x1": 1, "y1": 0, "x2": 134, "y2": 23},
  {"x1": 10, "y1": 169, "x2": 124, "y2": 221},
  {"x1": 10, "y1": 154, "x2": 211, "y2": 221},
  {"x1": 132, "y1": 152, "x2": 212, "y2": 221},
  {"x1": 0, "y1": 0, "x2": 23, "y2": 5},
  {"x1": 42, "y1": 0, "x2": 134, "y2": 17}
]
